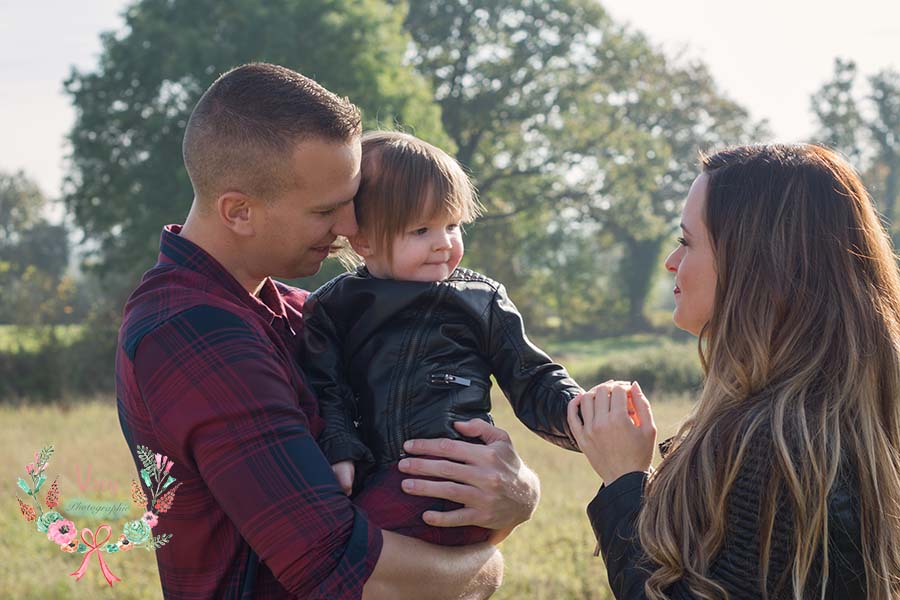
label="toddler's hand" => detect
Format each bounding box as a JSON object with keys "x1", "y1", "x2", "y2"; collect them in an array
[{"x1": 332, "y1": 460, "x2": 355, "y2": 496}]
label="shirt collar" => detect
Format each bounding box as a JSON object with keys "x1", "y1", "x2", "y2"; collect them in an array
[{"x1": 158, "y1": 224, "x2": 287, "y2": 322}]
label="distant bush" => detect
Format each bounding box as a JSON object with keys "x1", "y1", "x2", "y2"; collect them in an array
[
  {"x1": 0, "y1": 316, "x2": 117, "y2": 402},
  {"x1": 594, "y1": 341, "x2": 704, "y2": 396}
]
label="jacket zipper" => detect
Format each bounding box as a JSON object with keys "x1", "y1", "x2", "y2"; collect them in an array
[
  {"x1": 390, "y1": 286, "x2": 447, "y2": 460},
  {"x1": 428, "y1": 373, "x2": 472, "y2": 386}
]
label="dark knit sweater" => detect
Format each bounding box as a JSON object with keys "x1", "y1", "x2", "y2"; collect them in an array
[{"x1": 588, "y1": 437, "x2": 867, "y2": 599}]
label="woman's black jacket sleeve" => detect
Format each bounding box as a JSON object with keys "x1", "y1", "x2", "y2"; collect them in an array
[{"x1": 588, "y1": 469, "x2": 867, "y2": 599}]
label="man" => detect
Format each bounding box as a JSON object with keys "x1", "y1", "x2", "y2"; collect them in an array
[{"x1": 116, "y1": 63, "x2": 540, "y2": 599}]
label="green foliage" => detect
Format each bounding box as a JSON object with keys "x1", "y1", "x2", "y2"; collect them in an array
[
  {"x1": 0, "y1": 171, "x2": 45, "y2": 243},
  {"x1": 64, "y1": 0, "x2": 447, "y2": 284},
  {"x1": 591, "y1": 340, "x2": 702, "y2": 396},
  {"x1": 397, "y1": 0, "x2": 761, "y2": 332},
  {"x1": 0, "y1": 313, "x2": 118, "y2": 402},
  {"x1": 811, "y1": 59, "x2": 900, "y2": 228},
  {"x1": 0, "y1": 171, "x2": 83, "y2": 327}
]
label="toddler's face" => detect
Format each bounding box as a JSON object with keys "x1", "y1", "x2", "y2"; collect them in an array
[{"x1": 367, "y1": 213, "x2": 464, "y2": 282}]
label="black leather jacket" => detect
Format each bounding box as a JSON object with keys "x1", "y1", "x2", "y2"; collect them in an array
[
  {"x1": 589, "y1": 435, "x2": 867, "y2": 599},
  {"x1": 302, "y1": 267, "x2": 582, "y2": 467}
]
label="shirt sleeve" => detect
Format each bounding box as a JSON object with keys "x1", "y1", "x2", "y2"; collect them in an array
[
  {"x1": 488, "y1": 283, "x2": 583, "y2": 451},
  {"x1": 132, "y1": 304, "x2": 383, "y2": 599},
  {"x1": 587, "y1": 467, "x2": 868, "y2": 600}
]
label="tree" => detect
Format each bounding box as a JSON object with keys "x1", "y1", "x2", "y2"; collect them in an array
[
  {"x1": 0, "y1": 171, "x2": 45, "y2": 245},
  {"x1": 0, "y1": 171, "x2": 75, "y2": 326},
  {"x1": 559, "y1": 30, "x2": 765, "y2": 329},
  {"x1": 811, "y1": 59, "x2": 900, "y2": 227},
  {"x1": 397, "y1": 0, "x2": 761, "y2": 331},
  {"x1": 65, "y1": 0, "x2": 447, "y2": 284}
]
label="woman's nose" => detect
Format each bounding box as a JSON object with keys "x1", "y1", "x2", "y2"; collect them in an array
[{"x1": 664, "y1": 248, "x2": 680, "y2": 273}]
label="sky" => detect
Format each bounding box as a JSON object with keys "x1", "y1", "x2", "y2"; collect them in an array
[{"x1": 2, "y1": 0, "x2": 898, "y2": 198}]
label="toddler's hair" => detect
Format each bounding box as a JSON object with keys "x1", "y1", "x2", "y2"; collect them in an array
[{"x1": 354, "y1": 131, "x2": 482, "y2": 260}]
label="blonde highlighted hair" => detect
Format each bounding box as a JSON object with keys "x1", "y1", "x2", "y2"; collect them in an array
[
  {"x1": 353, "y1": 131, "x2": 482, "y2": 260},
  {"x1": 639, "y1": 144, "x2": 900, "y2": 599}
]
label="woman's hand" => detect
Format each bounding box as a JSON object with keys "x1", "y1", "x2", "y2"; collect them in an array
[{"x1": 568, "y1": 381, "x2": 657, "y2": 485}]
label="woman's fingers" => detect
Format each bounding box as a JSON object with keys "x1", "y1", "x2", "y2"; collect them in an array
[
  {"x1": 610, "y1": 385, "x2": 631, "y2": 423},
  {"x1": 632, "y1": 381, "x2": 656, "y2": 433},
  {"x1": 581, "y1": 388, "x2": 595, "y2": 427},
  {"x1": 591, "y1": 383, "x2": 614, "y2": 427},
  {"x1": 567, "y1": 394, "x2": 586, "y2": 448}
]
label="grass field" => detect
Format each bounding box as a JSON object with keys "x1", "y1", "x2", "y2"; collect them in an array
[{"x1": 0, "y1": 337, "x2": 697, "y2": 599}]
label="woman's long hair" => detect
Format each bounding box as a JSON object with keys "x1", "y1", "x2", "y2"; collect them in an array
[{"x1": 638, "y1": 144, "x2": 900, "y2": 599}]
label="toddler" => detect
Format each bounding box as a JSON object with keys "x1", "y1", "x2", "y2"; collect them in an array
[{"x1": 303, "y1": 131, "x2": 583, "y2": 545}]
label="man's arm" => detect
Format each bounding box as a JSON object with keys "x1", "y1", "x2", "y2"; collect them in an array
[
  {"x1": 364, "y1": 533, "x2": 503, "y2": 600},
  {"x1": 133, "y1": 305, "x2": 501, "y2": 599}
]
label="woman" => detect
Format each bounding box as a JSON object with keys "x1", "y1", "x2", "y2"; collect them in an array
[{"x1": 568, "y1": 144, "x2": 900, "y2": 599}]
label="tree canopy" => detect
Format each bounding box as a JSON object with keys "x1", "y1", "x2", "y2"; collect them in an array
[
  {"x1": 812, "y1": 59, "x2": 900, "y2": 228},
  {"x1": 65, "y1": 0, "x2": 446, "y2": 280},
  {"x1": 398, "y1": 0, "x2": 762, "y2": 330}
]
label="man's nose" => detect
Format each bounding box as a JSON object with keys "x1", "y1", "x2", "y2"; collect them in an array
[{"x1": 332, "y1": 201, "x2": 358, "y2": 238}]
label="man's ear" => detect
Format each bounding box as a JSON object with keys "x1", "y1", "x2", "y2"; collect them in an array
[
  {"x1": 216, "y1": 191, "x2": 258, "y2": 236},
  {"x1": 348, "y1": 232, "x2": 375, "y2": 257}
]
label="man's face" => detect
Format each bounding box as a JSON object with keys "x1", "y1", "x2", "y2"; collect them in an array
[{"x1": 258, "y1": 137, "x2": 361, "y2": 279}]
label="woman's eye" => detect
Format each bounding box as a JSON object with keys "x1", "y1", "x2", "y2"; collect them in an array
[{"x1": 677, "y1": 237, "x2": 688, "y2": 246}]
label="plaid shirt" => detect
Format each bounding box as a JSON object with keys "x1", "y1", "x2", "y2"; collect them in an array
[{"x1": 116, "y1": 225, "x2": 383, "y2": 599}]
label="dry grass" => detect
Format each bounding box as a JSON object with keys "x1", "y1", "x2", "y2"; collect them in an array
[{"x1": 0, "y1": 392, "x2": 695, "y2": 599}]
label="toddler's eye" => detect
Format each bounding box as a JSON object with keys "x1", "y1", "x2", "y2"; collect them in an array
[
  {"x1": 412, "y1": 227, "x2": 428, "y2": 236},
  {"x1": 447, "y1": 223, "x2": 460, "y2": 232}
]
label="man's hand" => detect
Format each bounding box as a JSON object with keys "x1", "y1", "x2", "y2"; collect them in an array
[
  {"x1": 331, "y1": 460, "x2": 355, "y2": 496},
  {"x1": 397, "y1": 419, "x2": 540, "y2": 544}
]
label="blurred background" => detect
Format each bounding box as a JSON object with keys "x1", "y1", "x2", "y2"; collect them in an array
[{"x1": 1, "y1": 0, "x2": 897, "y2": 597}]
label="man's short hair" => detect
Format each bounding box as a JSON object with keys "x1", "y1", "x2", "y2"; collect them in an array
[{"x1": 183, "y1": 63, "x2": 362, "y2": 203}]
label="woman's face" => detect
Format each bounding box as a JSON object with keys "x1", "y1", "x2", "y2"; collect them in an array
[{"x1": 664, "y1": 173, "x2": 717, "y2": 336}]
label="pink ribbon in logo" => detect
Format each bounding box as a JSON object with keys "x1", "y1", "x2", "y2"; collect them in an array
[{"x1": 69, "y1": 524, "x2": 122, "y2": 587}]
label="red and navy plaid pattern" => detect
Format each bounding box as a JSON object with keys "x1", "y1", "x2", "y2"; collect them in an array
[
  {"x1": 116, "y1": 225, "x2": 383, "y2": 599},
  {"x1": 354, "y1": 461, "x2": 490, "y2": 546}
]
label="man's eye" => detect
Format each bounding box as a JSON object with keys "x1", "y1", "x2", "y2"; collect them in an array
[{"x1": 317, "y1": 208, "x2": 337, "y2": 216}]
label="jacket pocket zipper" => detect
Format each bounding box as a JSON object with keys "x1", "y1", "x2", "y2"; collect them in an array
[{"x1": 428, "y1": 373, "x2": 472, "y2": 386}]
